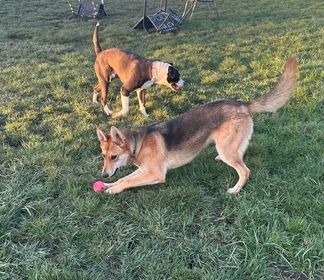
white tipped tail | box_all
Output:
[248,56,298,113]
[93,22,102,55]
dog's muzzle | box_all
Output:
[102,168,117,178]
[171,79,184,91]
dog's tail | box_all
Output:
[247,56,297,113]
[93,22,102,56]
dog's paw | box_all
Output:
[112,110,127,118]
[215,155,222,161]
[139,108,149,117]
[104,105,113,116]
[227,186,241,195]
[104,185,124,194]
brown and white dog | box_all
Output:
[92,23,184,118]
[96,56,297,194]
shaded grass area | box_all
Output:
[0,0,323,279]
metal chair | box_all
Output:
[67,0,107,18]
[182,0,219,20]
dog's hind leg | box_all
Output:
[93,83,101,103]
[95,63,113,115]
[222,155,250,194]
[213,118,253,194]
[99,79,113,116]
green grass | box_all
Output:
[0,0,323,279]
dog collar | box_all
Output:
[129,134,141,166]
[131,134,137,158]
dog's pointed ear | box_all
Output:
[110,126,126,146]
[96,128,108,142]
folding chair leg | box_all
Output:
[182,0,219,21]
[214,1,219,17]
[182,1,190,18]
[190,1,197,20]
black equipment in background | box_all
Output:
[133,0,182,33]
[67,0,108,19]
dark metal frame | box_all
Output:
[133,0,181,33]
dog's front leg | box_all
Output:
[104,168,166,194]
[95,64,113,116]
[112,87,130,118]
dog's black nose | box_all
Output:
[102,172,109,178]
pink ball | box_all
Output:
[92,181,106,192]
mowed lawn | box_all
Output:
[0,0,323,279]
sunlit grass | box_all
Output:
[0,0,323,279]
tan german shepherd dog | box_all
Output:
[96,56,297,194]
